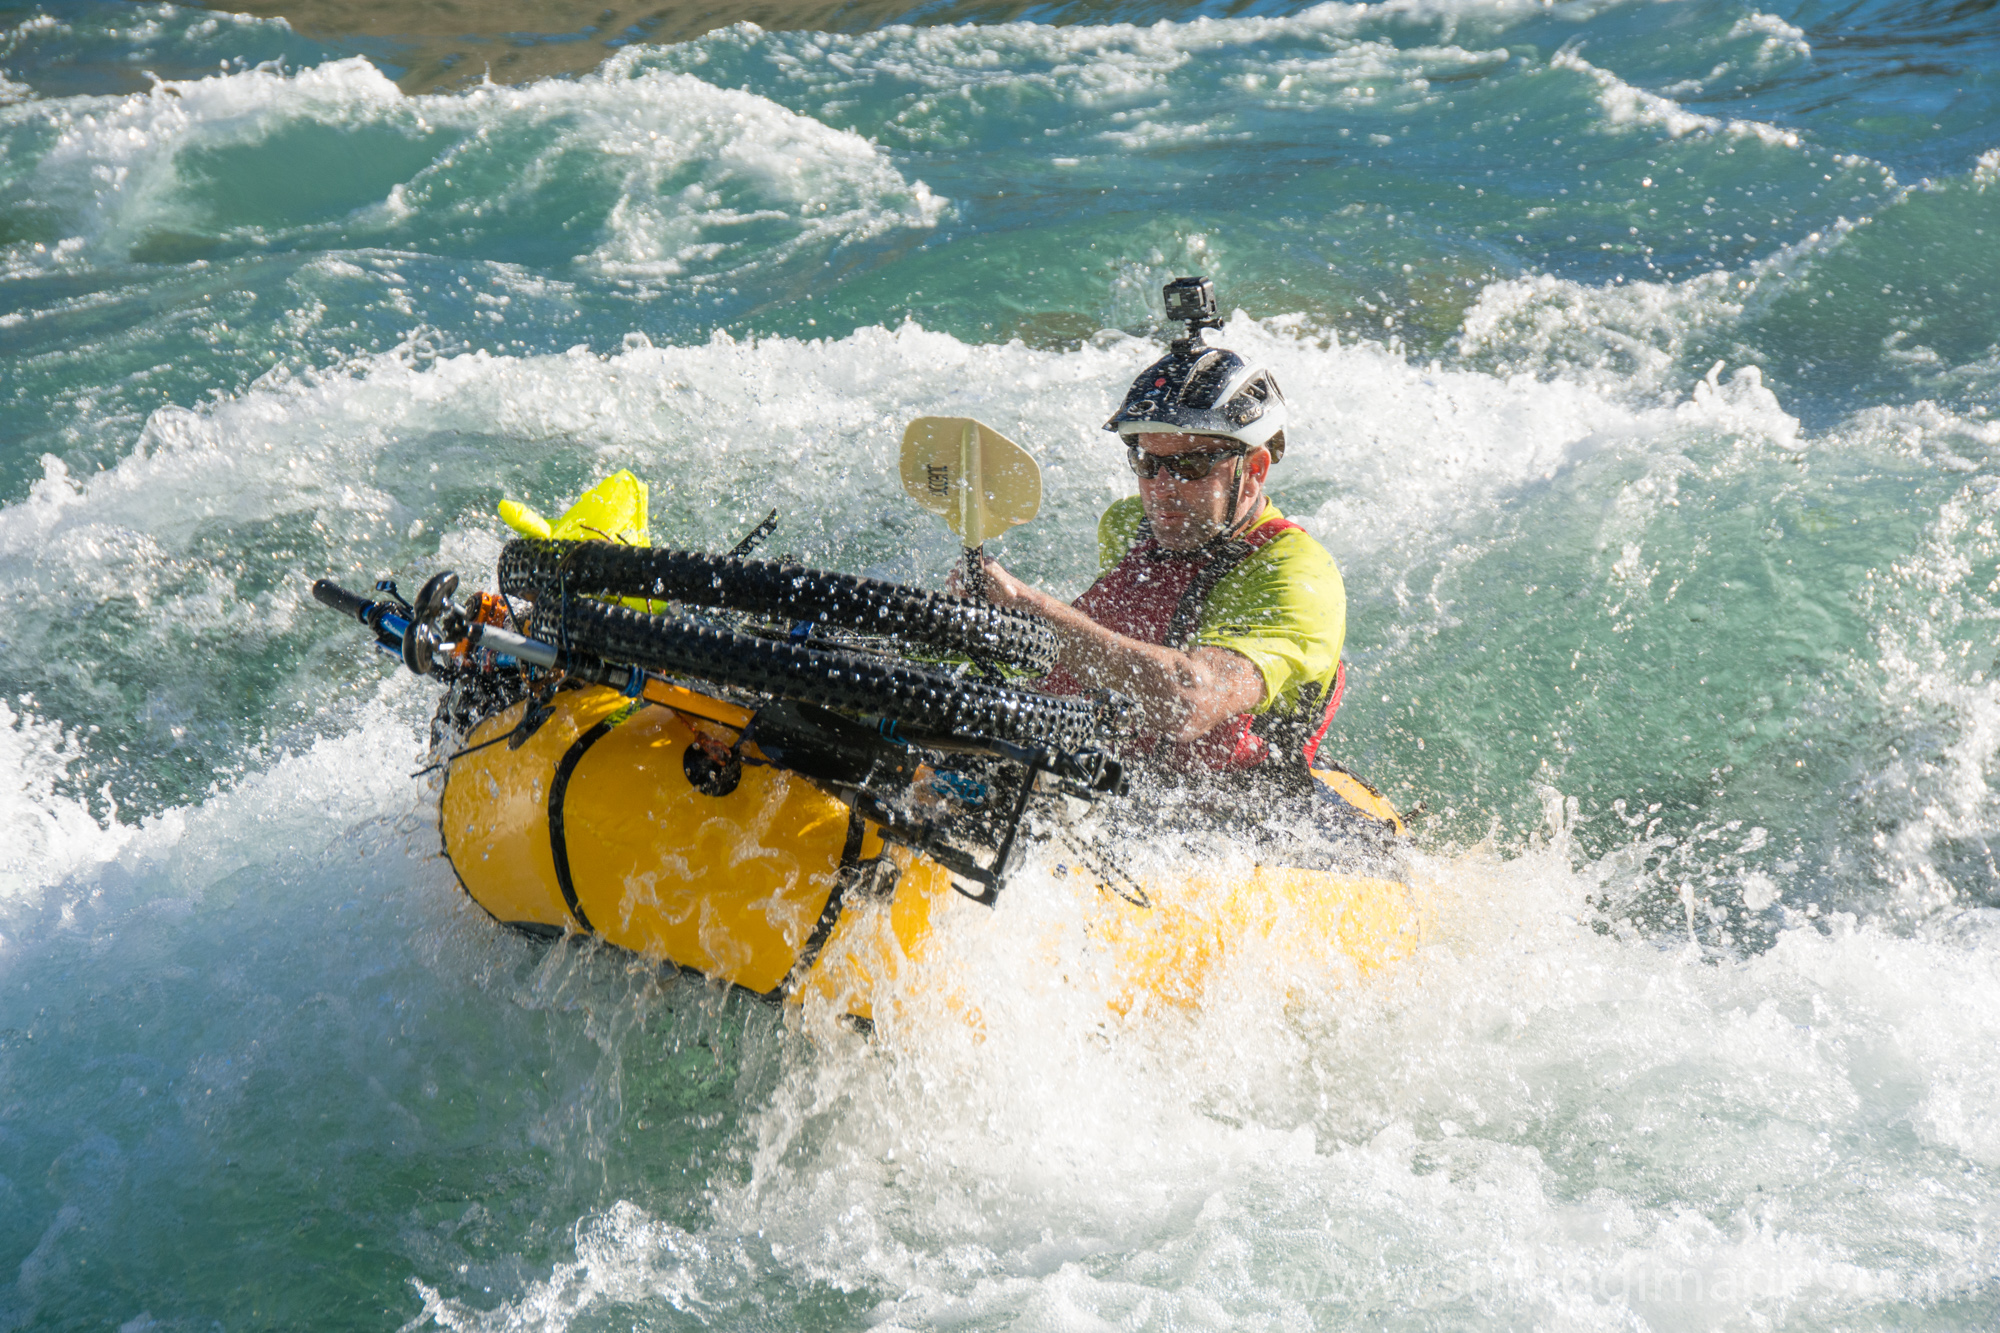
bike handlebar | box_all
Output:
[312,578,374,622]
[312,578,411,655]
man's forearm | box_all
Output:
[1011,588,1257,740]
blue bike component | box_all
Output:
[931,771,988,803]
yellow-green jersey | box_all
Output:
[1050,497,1345,771]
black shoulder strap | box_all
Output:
[1163,536,1257,651]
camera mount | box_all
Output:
[1163,275,1222,351]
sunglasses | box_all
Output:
[1126,442,1248,482]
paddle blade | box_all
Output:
[899,416,1041,547]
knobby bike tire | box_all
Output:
[549,597,1099,751]
[497,538,1058,674]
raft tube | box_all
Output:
[440,684,1428,1021]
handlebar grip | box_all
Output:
[312,578,373,622]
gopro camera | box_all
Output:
[1162,275,1221,347]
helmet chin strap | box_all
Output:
[1222,455,1259,539]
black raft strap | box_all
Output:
[783,804,870,996]
[547,702,640,933]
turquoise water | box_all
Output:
[3,0,1999,1327]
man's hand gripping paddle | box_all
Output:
[899,417,1041,599]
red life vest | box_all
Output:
[1043,513,1345,772]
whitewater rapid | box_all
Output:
[4,0,1999,1327]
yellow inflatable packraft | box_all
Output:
[440,683,1428,1022]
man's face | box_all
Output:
[1128,432,1262,552]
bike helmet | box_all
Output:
[1103,277,1289,460]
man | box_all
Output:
[967,328,1349,784]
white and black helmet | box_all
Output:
[1104,344,1290,460]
